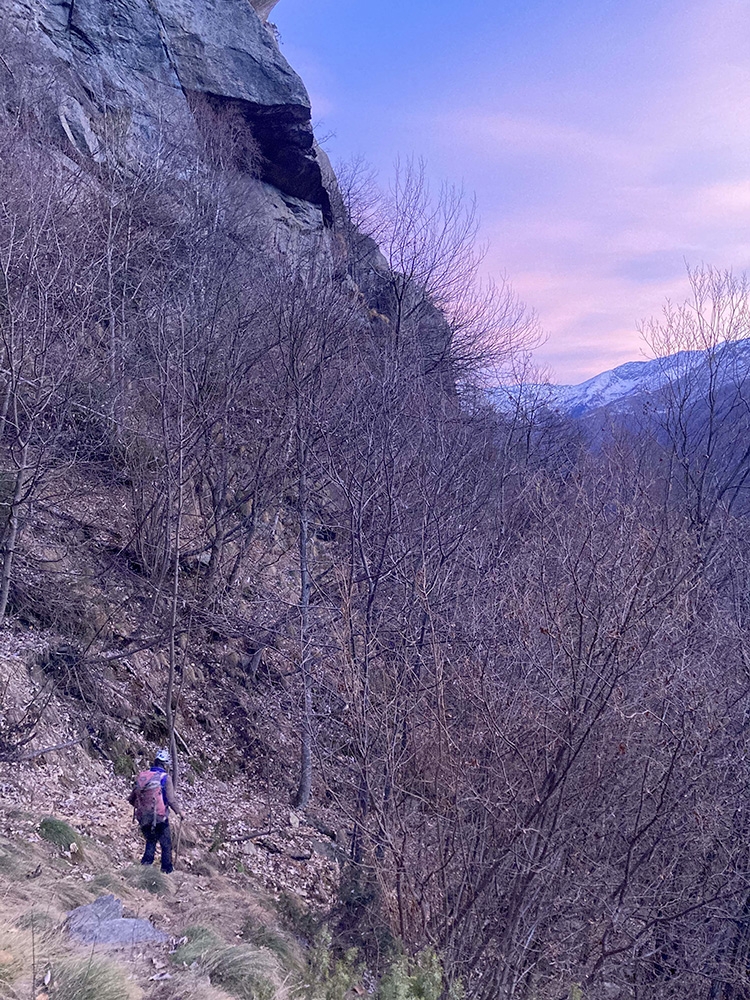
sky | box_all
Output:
[272,0,750,385]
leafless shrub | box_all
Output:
[0,676,51,763]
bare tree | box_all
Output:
[257,243,362,810]
[641,265,750,539]
[0,124,96,619]
[342,157,540,386]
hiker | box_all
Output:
[129,748,183,874]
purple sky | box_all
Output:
[272,0,750,384]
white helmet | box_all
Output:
[154,748,172,766]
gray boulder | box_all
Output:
[67,894,168,946]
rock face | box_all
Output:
[1,0,331,225]
[67,894,168,946]
[250,0,281,21]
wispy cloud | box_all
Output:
[423,2,750,382]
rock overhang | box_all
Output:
[2,0,331,220]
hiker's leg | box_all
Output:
[158,822,173,873]
[140,825,157,865]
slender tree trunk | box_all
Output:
[0,441,28,620]
[293,452,313,810]
[350,593,374,865]
[164,358,185,789]
[0,375,13,443]
[165,526,181,788]
[206,522,225,598]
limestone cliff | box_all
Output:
[1,0,332,229]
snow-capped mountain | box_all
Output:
[537,338,750,419]
[551,351,700,418]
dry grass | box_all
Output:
[53,880,96,911]
[173,927,290,1000]
[0,879,139,1000]
[0,835,34,878]
[203,945,287,1000]
[123,864,171,895]
[90,871,125,894]
[0,847,19,879]
[0,927,28,988]
[53,956,140,1000]
[241,917,302,973]
[0,919,66,999]
[151,973,234,1000]
[16,906,65,933]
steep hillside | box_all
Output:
[2,6,750,1000]
[0,2,478,997]
[0,710,350,1000]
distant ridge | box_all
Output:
[499,338,750,418]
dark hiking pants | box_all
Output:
[140,820,173,873]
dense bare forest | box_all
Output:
[3,44,750,998]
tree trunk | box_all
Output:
[164,361,185,789]
[293,457,313,810]
[0,441,28,620]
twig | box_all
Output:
[222,827,281,843]
[18,737,84,761]
[173,815,183,870]
[147,700,189,752]
[99,636,174,661]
